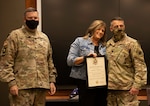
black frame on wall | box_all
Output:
[41,0,150,85]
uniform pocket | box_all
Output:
[116,49,129,65]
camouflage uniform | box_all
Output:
[106,34,147,106]
[0,26,57,106]
[9,89,47,106]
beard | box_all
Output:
[113,29,125,42]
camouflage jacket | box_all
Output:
[0,26,57,89]
[106,34,147,90]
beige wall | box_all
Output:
[0,0,25,105]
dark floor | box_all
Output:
[140,101,147,106]
[46,101,79,106]
[46,101,147,106]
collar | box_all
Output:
[87,37,103,47]
[108,34,128,46]
[21,25,39,38]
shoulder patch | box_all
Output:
[1,42,8,56]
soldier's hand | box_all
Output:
[129,87,139,95]
[48,82,56,95]
[10,85,18,96]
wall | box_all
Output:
[42,0,150,85]
[120,0,150,84]
[0,0,25,105]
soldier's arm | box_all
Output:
[0,31,18,88]
[130,41,147,89]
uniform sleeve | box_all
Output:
[47,41,57,83]
[130,41,147,89]
[0,31,18,87]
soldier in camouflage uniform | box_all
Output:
[106,17,147,106]
[0,7,57,106]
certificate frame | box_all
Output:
[85,56,107,88]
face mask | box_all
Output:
[26,20,39,29]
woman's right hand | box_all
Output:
[87,53,97,57]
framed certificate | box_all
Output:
[86,56,107,88]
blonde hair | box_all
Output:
[84,20,107,46]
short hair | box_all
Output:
[110,17,124,26]
[24,7,37,17]
[111,16,124,22]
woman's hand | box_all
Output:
[87,53,97,57]
[74,53,97,65]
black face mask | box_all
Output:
[26,20,39,29]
